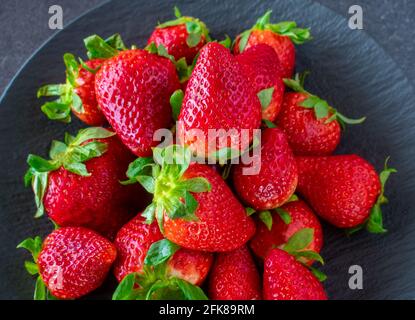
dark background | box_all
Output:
[1,0,415,96]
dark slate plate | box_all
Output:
[1,0,414,300]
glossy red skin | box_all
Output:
[44,136,148,239]
[276,92,341,156]
[232,128,298,210]
[167,248,213,286]
[148,24,206,64]
[73,58,107,126]
[263,248,327,300]
[209,246,261,300]
[236,44,285,121]
[95,50,180,157]
[178,42,261,157]
[234,29,295,79]
[113,214,213,285]
[38,227,116,300]
[250,200,323,264]
[296,155,381,228]
[164,163,256,252]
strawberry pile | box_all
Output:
[18,8,396,300]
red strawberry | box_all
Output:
[18,227,117,300]
[25,127,147,239]
[37,34,127,126]
[113,214,213,286]
[209,246,261,300]
[234,11,311,78]
[95,49,180,157]
[178,42,261,158]
[276,74,365,156]
[125,145,256,252]
[147,7,209,64]
[250,199,323,264]
[263,248,327,300]
[296,155,396,232]
[236,44,285,121]
[232,127,298,210]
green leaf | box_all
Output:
[218,35,232,48]
[268,21,296,34]
[275,208,291,224]
[27,155,58,172]
[263,119,277,128]
[173,278,208,300]
[137,175,155,193]
[112,273,139,300]
[71,127,115,146]
[314,100,329,119]
[40,101,71,123]
[295,250,324,265]
[283,78,307,93]
[238,29,251,52]
[64,162,89,176]
[31,172,49,218]
[300,96,319,108]
[184,191,199,218]
[34,276,46,300]
[257,87,275,110]
[283,228,314,253]
[170,89,184,121]
[366,204,386,234]
[104,33,127,50]
[84,34,119,59]
[186,21,202,47]
[144,239,180,266]
[37,84,67,98]
[49,140,67,160]
[259,211,273,230]
[309,266,327,282]
[63,53,79,86]
[181,177,211,193]
[71,92,84,113]
[17,236,42,262]
[335,112,366,125]
[254,10,272,30]
[267,21,312,44]
[142,203,156,224]
[174,6,182,18]
[246,207,256,216]
[24,261,39,275]
[286,194,299,203]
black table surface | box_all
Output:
[1,0,414,96]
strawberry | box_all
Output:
[234,11,311,78]
[208,246,261,300]
[147,6,210,64]
[95,49,181,157]
[123,145,256,252]
[24,127,146,239]
[296,155,396,232]
[17,227,116,300]
[178,42,262,158]
[37,34,126,125]
[236,44,285,121]
[232,127,298,210]
[263,248,327,300]
[250,199,323,265]
[113,214,213,286]
[276,73,365,155]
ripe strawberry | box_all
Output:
[147,6,210,64]
[124,145,256,252]
[113,214,212,286]
[232,127,298,210]
[209,246,261,300]
[37,34,126,125]
[234,11,311,78]
[276,74,365,156]
[24,127,147,239]
[296,155,396,232]
[263,248,327,300]
[17,227,116,300]
[178,42,262,158]
[236,44,285,121]
[250,199,323,264]
[95,49,180,157]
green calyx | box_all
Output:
[24,127,115,218]
[348,157,397,235]
[282,228,327,282]
[83,33,126,59]
[17,236,58,300]
[157,6,211,48]
[37,53,83,123]
[122,145,211,232]
[284,72,366,129]
[238,10,311,52]
[113,238,207,300]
